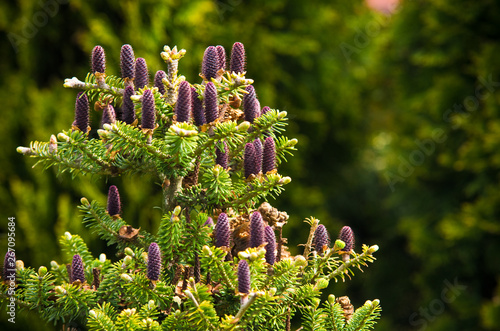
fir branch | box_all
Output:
[345,299,381,331]
[200,246,236,291]
[326,245,379,282]
[303,217,320,259]
[64,74,124,100]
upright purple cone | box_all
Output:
[216,141,229,169]
[249,212,265,248]
[147,242,161,281]
[122,86,136,125]
[71,254,85,283]
[230,42,246,74]
[244,143,257,178]
[243,85,259,123]
[191,87,206,126]
[204,217,214,227]
[264,226,276,265]
[216,45,226,71]
[253,139,263,174]
[101,104,117,126]
[134,58,149,90]
[73,92,89,132]
[237,259,250,294]
[262,137,276,173]
[120,44,135,79]
[175,81,192,123]
[91,45,106,74]
[202,46,219,81]
[3,251,16,280]
[107,185,121,216]
[314,224,330,256]
[339,226,355,252]
[154,70,167,95]
[141,89,156,129]
[204,82,218,123]
[214,213,230,248]
[261,106,271,115]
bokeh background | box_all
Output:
[1,0,500,330]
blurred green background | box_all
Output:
[1,0,500,330]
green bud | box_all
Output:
[328,294,336,305]
[294,255,307,267]
[99,254,107,263]
[97,129,108,138]
[124,247,135,257]
[315,278,329,289]
[268,288,277,296]
[148,300,155,310]
[311,297,321,308]
[278,111,287,119]
[89,310,97,319]
[334,239,346,251]
[122,255,133,267]
[368,245,379,254]
[279,176,291,185]
[57,132,70,142]
[80,197,90,206]
[250,252,259,261]
[38,266,48,277]
[55,285,66,295]
[364,300,372,306]
[289,138,298,146]
[16,146,33,155]
[50,260,59,270]
[120,273,133,283]
[141,252,148,263]
[238,251,250,260]
[202,245,212,256]
[102,123,113,131]
[64,232,72,240]
[16,260,24,271]
[173,205,182,216]
[237,121,251,132]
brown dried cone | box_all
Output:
[230,42,246,74]
[120,44,135,80]
[107,185,121,217]
[249,211,265,248]
[204,82,218,123]
[339,226,355,262]
[122,85,136,125]
[201,46,219,81]
[71,254,85,283]
[92,268,100,289]
[175,81,192,123]
[134,57,149,90]
[154,70,167,95]
[91,45,106,74]
[257,202,289,227]
[215,140,229,169]
[262,136,276,174]
[336,296,354,322]
[73,92,90,133]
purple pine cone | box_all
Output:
[107,185,121,216]
[262,137,276,173]
[175,81,192,123]
[237,259,250,294]
[253,139,263,174]
[147,242,161,281]
[204,82,218,123]
[339,226,355,252]
[261,106,271,115]
[216,45,226,71]
[264,226,276,265]
[3,251,16,280]
[191,87,206,126]
[101,104,116,126]
[216,141,229,169]
[249,212,265,248]
[134,57,149,90]
[243,85,259,123]
[71,254,85,283]
[202,46,219,81]
[73,92,89,132]
[120,44,135,79]
[230,42,246,74]
[214,213,230,248]
[91,45,106,74]
[141,89,156,129]
[154,70,167,95]
[314,224,330,255]
[244,143,257,178]
[204,217,214,227]
[122,86,136,124]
